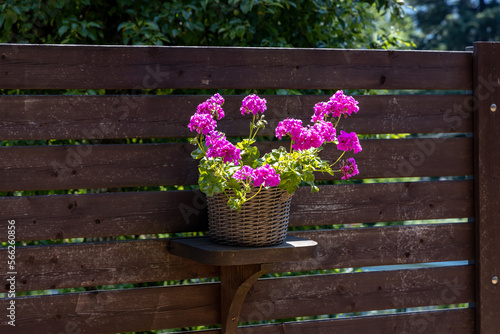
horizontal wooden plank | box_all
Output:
[0,180,473,241]
[0,266,474,333]
[0,94,473,140]
[0,44,472,90]
[0,223,474,292]
[0,283,220,334]
[291,179,474,227]
[0,137,473,191]
[240,266,474,322]
[279,223,474,273]
[178,308,475,334]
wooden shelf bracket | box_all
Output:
[167,235,318,334]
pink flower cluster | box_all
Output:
[275,118,337,151]
[188,113,216,135]
[275,118,303,140]
[337,130,362,154]
[311,90,359,122]
[340,158,359,180]
[233,164,280,187]
[188,93,225,134]
[240,94,267,115]
[206,131,241,165]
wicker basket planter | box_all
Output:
[207,187,293,247]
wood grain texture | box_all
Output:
[473,41,500,333]
[0,223,473,292]
[291,179,474,227]
[178,308,475,334]
[0,137,473,191]
[240,266,474,322]
[0,44,472,90]
[0,180,473,241]
[279,223,474,273]
[0,283,221,334]
[0,266,474,333]
[0,94,473,140]
[221,264,271,334]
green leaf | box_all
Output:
[117,22,130,31]
[303,170,315,183]
[58,25,68,36]
[55,0,65,9]
[4,10,17,31]
[227,177,241,190]
[240,1,253,14]
[191,148,205,159]
[235,25,246,38]
[240,145,259,166]
[227,197,242,211]
[11,6,21,16]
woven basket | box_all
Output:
[207,187,293,247]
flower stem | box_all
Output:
[246,185,263,202]
[330,151,346,167]
[334,116,341,128]
[249,115,256,139]
[197,137,206,153]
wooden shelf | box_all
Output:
[167,235,318,334]
[167,235,318,266]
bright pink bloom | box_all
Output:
[340,158,359,180]
[329,90,359,118]
[292,127,323,151]
[209,93,225,106]
[275,118,303,140]
[206,131,241,164]
[233,166,255,181]
[196,94,225,120]
[311,102,330,122]
[188,113,217,135]
[240,94,267,115]
[253,164,280,187]
[311,91,359,122]
[337,130,362,154]
[312,121,336,143]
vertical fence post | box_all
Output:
[473,41,500,333]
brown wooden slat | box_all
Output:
[280,223,474,273]
[473,41,500,333]
[0,94,473,140]
[0,223,474,292]
[0,190,210,241]
[0,44,472,90]
[292,179,474,227]
[177,308,475,334]
[0,266,474,333]
[0,283,220,334]
[0,180,473,241]
[0,137,473,191]
[0,238,216,293]
[240,266,474,322]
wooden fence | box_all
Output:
[0,42,499,333]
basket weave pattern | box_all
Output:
[207,187,293,247]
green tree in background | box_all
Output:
[0,0,412,49]
[408,0,500,50]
